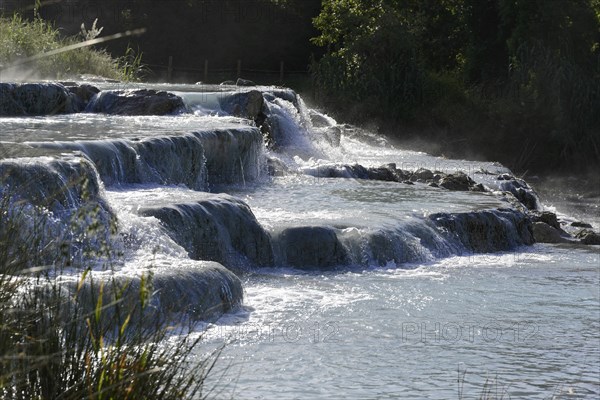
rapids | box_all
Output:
[1,81,598,398]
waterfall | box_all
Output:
[1,82,562,324]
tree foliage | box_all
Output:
[312,0,600,171]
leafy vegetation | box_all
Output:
[0,178,216,399]
[0,14,138,81]
[311,0,600,172]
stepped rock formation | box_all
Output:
[140,194,274,271]
[2,81,598,323]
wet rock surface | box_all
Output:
[0,82,77,116]
[73,260,243,324]
[272,226,349,270]
[219,89,265,120]
[497,174,540,210]
[529,211,562,231]
[430,209,534,252]
[140,194,274,270]
[301,164,487,193]
[86,89,185,115]
[532,222,571,244]
[575,229,600,245]
[64,83,100,112]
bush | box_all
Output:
[0,182,215,399]
[0,14,133,80]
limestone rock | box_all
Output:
[498,175,540,210]
[571,221,593,229]
[64,83,100,112]
[236,78,256,86]
[86,89,185,115]
[530,211,561,230]
[439,172,476,191]
[219,90,265,120]
[532,222,570,244]
[0,82,76,116]
[273,226,349,270]
[430,209,534,251]
[140,194,274,270]
[575,229,600,245]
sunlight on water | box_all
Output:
[1,82,598,399]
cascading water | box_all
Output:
[1,81,598,398]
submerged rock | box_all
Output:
[272,226,349,270]
[140,194,274,270]
[86,89,185,115]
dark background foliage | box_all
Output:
[3,0,599,172]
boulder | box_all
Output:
[498,176,540,210]
[322,126,342,147]
[366,165,399,182]
[64,83,100,112]
[0,82,76,116]
[575,229,600,245]
[266,156,289,177]
[532,222,570,244]
[140,194,274,270]
[219,90,265,120]
[86,89,185,115]
[236,78,256,86]
[272,226,349,270]
[309,110,333,128]
[571,221,593,229]
[530,211,561,230]
[412,168,434,181]
[439,172,476,191]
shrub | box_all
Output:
[0,14,135,81]
[0,181,215,399]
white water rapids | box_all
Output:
[0,82,598,398]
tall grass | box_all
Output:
[0,14,138,81]
[0,180,216,399]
